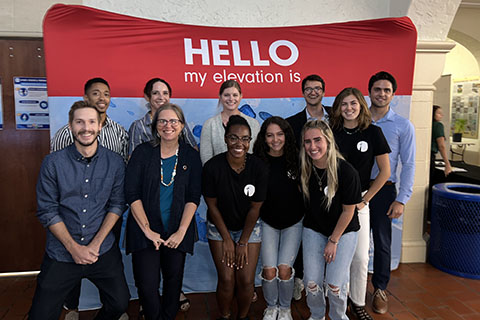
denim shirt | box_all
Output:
[370,108,416,205]
[36,144,126,262]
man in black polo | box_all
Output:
[286,74,331,145]
[29,101,129,320]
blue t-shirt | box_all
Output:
[160,155,176,229]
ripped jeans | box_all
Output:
[302,227,358,320]
[259,220,302,309]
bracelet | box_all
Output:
[362,199,369,206]
[328,237,338,245]
[237,242,248,247]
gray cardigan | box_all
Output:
[199,112,260,164]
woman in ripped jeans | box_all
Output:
[299,120,361,320]
[253,116,305,320]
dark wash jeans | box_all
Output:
[29,244,130,320]
[369,183,397,290]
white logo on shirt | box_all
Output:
[357,141,368,152]
[244,184,256,197]
[324,186,329,196]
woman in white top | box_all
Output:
[200,80,260,164]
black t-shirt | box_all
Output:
[260,154,304,229]
[303,159,362,237]
[202,152,268,231]
[334,125,391,191]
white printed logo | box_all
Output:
[244,184,256,197]
[357,141,368,152]
[324,186,329,196]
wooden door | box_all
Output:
[0,38,49,272]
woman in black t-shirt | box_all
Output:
[300,119,361,320]
[253,116,304,320]
[202,115,268,320]
[330,87,390,320]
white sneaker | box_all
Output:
[263,306,279,320]
[277,308,293,320]
[64,310,79,320]
[293,278,304,301]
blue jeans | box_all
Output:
[207,220,262,243]
[259,220,303,309]
[369,183,396,290]
[302,227,358,320]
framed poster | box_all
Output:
[452,80,480,139]
[14,76,49,129]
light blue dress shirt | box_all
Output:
[370,108,415,205]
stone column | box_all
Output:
[401,40,456,262]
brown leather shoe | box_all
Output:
[372,289,388,314]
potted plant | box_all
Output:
[453,118,466,142]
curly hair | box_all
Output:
[225,114,251,137]
[253,116,299,178]
[330,87,371,131]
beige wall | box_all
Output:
[0,0,81,37]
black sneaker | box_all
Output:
[349,299,374,320]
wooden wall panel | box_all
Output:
[0,38,49,272]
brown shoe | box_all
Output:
[372,289,388,314]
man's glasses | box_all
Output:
[158,119,182,127]
[226,134,252,144]
[304,86,323,94]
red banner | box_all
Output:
[43,4,417,98]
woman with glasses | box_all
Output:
[300,120,361,320]
[127,77,197,312]
[330,87,390,320]
[200,80,260,164]
[125,103,202,320]
[203,115,268,320]
[253,116,304,320]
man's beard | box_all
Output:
[73,130,99,147]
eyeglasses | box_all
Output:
[304,86,323,94]
[158,118,182,127]
[226,134,252,144]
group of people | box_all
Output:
[29,70,415,320]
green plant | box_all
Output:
[454,119,467,133]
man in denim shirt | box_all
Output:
[29,101,129,320]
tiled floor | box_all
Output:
[1,263,479,319]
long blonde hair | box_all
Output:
[300,120,344,209]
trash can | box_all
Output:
[429,183,480,279]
